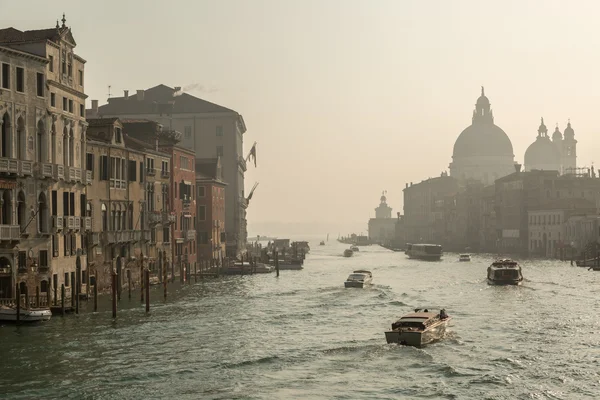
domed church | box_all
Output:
[449,88,516,185]
[524,119,577,173]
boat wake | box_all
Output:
[219,355,280,369]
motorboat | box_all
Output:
[459,254,471,262]
[576,257,600,268]
[344,270,373,288]
[0,305,52,322]
[385,308,451,347]
[350,245,359,252]
[343,249,354,257]
[319,241,325,246]
[405,243,443,261]
[487,259,523,285]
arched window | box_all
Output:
[101,203,107,231]
[1,190,11,225]
[128,204,133,229]
[17,191,25,231]
[41,280,48,293]
[2,112,12,159]
[111,205,116,231]
[116,205,121,232]
[37,120,46,163]
[122,206,127,230]
[51,124,56,164]
[86,202,92,217]
[16,117,25,160]
[69,127,74,168]
[62,126,68,167]
[38,192,48,233]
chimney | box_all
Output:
[174,86,181,92]
[514,163,522,173]
[124,90,129,99]
[136,90,145,101]
[91,100,98,113]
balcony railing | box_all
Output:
[103,230,142,244]
[85,170,92,185]
[0,225,20,241]
[19,160,33,176]
[84,217,92,231]
[182,199,191,210]
[185,230,196,241]
[148,212,162,225]
[53,216,63,231]
[238,156,247,172]
[161,170,170,178]
[66,166,81,183]
[39,162,54,179]
[146,168,156,176]
[53,164,65,181]
[164,213,176,224]
[0,157,19,174]
[66,216,75,230]
[73,216,81,231]
[91,232,101,246]
[142,231,151,242]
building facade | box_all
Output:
[195,158,226,262]
[89,85,249,257]
[0,19,89,302]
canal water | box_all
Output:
[1,239,599,399]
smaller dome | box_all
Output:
[564,121,574,139]
[380,195,387,203]
[524,136,561,169]
[476,86,490,106]
[552,125,562,141]
[538,117,548,136]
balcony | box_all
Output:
[238,156,247,172]
[185,230,196,241]
[52,216,63,231]
[85,170,92,185]
[19,160,33,176]
[148,212,162,225]
[83,217,92,231]
[90,232,101,247]
[142,231,151,242]
[164,213,176,225]
[161,169,170,178]
[182,198,191,210]
[73,216,81,231]
[53,164,65,181]
[103,230,141,244]
[0,157,19,174]
[146,168,156,176]
[0,225,20,241]
[66,216,75,230]
[67,166,82,183]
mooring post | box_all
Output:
[128,269,132,300]
[194,263,197,283]
[275,251,280,277]
[112,271,117,319]
[54,280,57,306]
[36,286,40,308]
[163,251,167,301]
[15,284,20,323]
[76,253,81,314]
[93,279,98,312]
[145,269,150,313]
[140,252,145,303]
[61,284,65,316]
[70,283,75,310]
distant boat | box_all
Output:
[405,243,443,261]
[459,254,471,262]
[319,241,325,246]
[343,249,354,257]
[385,308,451,347]
[487,259,523,285]
[344,270,373,288]
[350,245,359,252]
[0,305,52,322]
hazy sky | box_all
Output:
[2,1,599,235]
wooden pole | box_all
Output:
[54,279,57,306]
[128,269,132,300]
[163,251,167,301]
[61,284,65,316]
[15,284,20,323]
[112,271,117,319]
[194,263,197,283]
[76,255,81,314]
[145,268,150,313]
[93,278,98,312]
[71,283,75,309]
[36,286,40,308]
[275,251,280,277]
[140,252,144,303]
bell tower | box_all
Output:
[562,120,577,172]
[375,191,392,219]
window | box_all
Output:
[62,97,67,111]
[184,126,192,139]
[51,93,56,107]
[163,227,170,243]
[16,67,24,92]
[18,251,26,270]
[49,55,54,72]
[80,104,84,117]
[99,155,109,180]
[51,190,57,216]
[216,125,223,136]
[198,186,205,197]
[39,250,48,268]
[216,146,223,157]
[64,272,70,286]
[61,52,66,75]
[115,128,122,143]
[1,63,9,89]
[128,160,137,181]
[67,56,72,77]
[198,205,206,221]
[139,161,144,182]
[68,99,73,113]
[64,234,69,256]
[36,73,44,97]
[180,156,189,170]
[78,69,83,85]
[52,235,58,257]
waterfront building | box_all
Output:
[527,199,595,258]
[0,18,88,302]
[195,158,226,262]
[449,87,516,185]
[403,174,459,245]
[524,119,577,174]
[121,120,197,279]
[367,191,396,244]
[88,85,249,257]
[565,215,600,254]
[479,184,497,252]
[85,118,146,290]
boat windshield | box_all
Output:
[348,274,365,280]
[494,269,520,278]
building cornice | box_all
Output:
[48,79,87,99]
[0,45,48,64]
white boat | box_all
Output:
[343,249,354,257]
[405,243,443,261]
[459,254,471,262]
[254,263,274,273]
[350,245,359,252]
[344,270,372,288]
[0,305,52,322]
[487,259,523,285]
[385,309,451,347]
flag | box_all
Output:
[246,142,257,167]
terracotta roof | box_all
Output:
[0,26,70,44]
[97,84,236,115]
[86,117,120,127]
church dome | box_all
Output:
[452,124,514,158]
[564,121,574,139]
[524,135,561,168]
[552,125,562,141]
